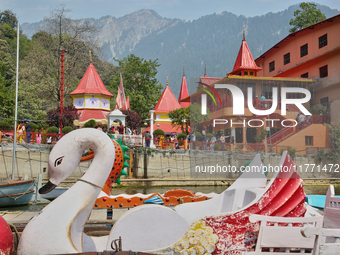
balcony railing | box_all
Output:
[266,115,330,145]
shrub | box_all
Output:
[177,133,187,141]
[206,133,213,140]
[153,129,165,136]
[0,120,11,130]
[62,126,73,134]
[83,119,96,128]
[47,126,59,134]
[30,122,38,132]
[196,132,202,141]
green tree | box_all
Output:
[0,10,18,29]
[190,103,210,132]
[289,2,326,32]
[168,106,190,134]
[109,54,163,121]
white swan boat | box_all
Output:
[17,129,311,255]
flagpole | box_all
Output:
[12,22,20,179]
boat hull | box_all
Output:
[0,179,35,207]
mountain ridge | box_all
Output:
[21,4,340,97]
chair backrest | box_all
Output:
[323,185,340,229]
[247,214,323,254]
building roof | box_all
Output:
[180,76,222,103]
[70,63,113,97]
[178,73,190,108]
[228,38,262,75]
[77,109,110,123]
[154,84,181,113]
[255,13,340,60]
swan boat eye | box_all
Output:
[54,156,64,167]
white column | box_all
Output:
[149,110,156,148]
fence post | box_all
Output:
[143,148,148,179]
[132,149,138,178]
[128,150,133,178]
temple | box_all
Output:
[144,78,182,134]
[70,63,113,126]
[228,32,262,77]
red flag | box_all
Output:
[115,73,126,109]
[123,96,130,110]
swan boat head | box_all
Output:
[39,128,116,194]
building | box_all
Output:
[255,14,340,122]
[143,78,183,134]
[70,63,113,126]
[185,35,330,154]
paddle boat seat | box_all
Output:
[301,185,340,255]
[243,214,323,254]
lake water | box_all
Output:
[1,184,338,212]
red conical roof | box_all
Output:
[154,84,181,113]
[178,74,190,108]
[70,63,113,97]
[229,38,262,75]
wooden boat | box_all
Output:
[0,179,35,207]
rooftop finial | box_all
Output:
[183,66,185,76]
[167,77,169,87]
[243,27,245,40]
[204,64,207,76]
[89,50,92,63]
[226,68,228,76]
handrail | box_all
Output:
[266,115,330,145]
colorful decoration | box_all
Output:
[172,221,219,255]
[95,190,211,208]
[143,195,164,205]
[81,138,129,195]
[81,141,212,209]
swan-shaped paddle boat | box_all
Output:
[17,129,310,254]
[17,129,118,254]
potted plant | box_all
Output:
[177,133,187,149]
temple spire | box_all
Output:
[167,77,169,87]
[183,66,185,76]
[243,27,245,40]
[204,64,207,77]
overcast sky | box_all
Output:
[1,0,340,24]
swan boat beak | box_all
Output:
[39,181,57,194]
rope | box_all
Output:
[0,182,35,200]
[9,223,20,250]
[78,179,103,189]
